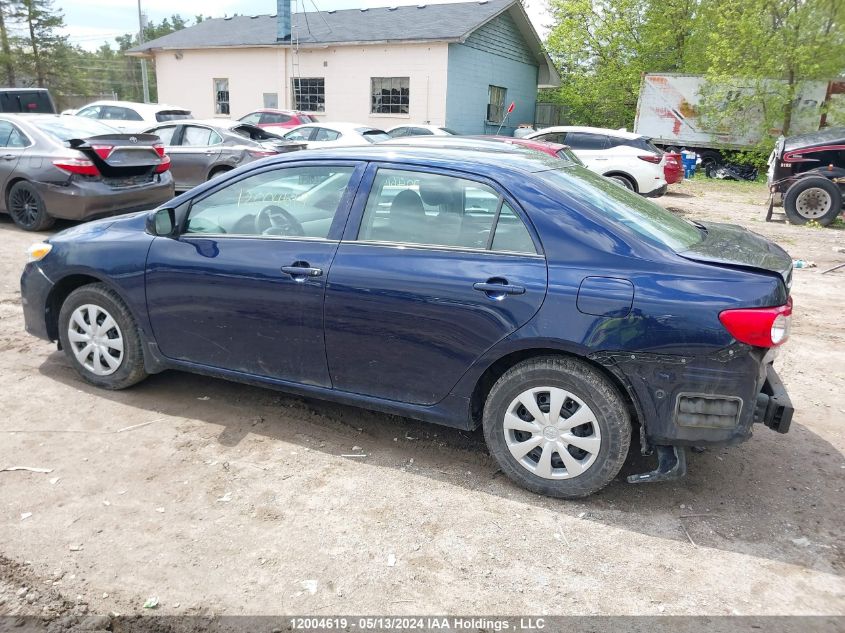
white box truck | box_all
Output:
[633,73,845,170]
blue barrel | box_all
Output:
[681,150,697,178]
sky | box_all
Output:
[58,0,553,51]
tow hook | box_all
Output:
[627,445,687,484]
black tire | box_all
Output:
[483,356,631,499]
[783,177,843,226]
[7,181,54,231]
[607,174,636,192]
[58,283,148,390]
[699,150,722,174]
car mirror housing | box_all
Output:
[147,207,176,236]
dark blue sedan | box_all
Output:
[20,145,794,498]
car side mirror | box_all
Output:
[147,207,177,236]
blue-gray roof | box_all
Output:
[130,0,515,50]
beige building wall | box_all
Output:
[152,43,449,127]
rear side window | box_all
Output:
[361,129,390,143]
[182,126,223,146]
[314,128,340,142]
[621,136,663,153]
[0,120,28,147]
[565,133,608,150]
[239,112,261,125]
[357,168,536,254]
[261,112,292,124]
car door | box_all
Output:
[0,119,29,201]
[167,124,224,188]
[564,132,610,171]
[146,124,185,187]
[323,164,548,405]
[145,161,365,384]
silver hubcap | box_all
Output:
[795,188,832,219]
[67,304,124,376]
[503,387,602,480]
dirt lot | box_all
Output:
[1,177,844,622]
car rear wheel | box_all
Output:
[607,174,635,191]
[58,283,148,390]
[783,178,842,226]
[8,181,54,231]
[208,166,232,181]
[483,356,631,498]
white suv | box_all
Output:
[71,100,192,133]
[526,126,667,196]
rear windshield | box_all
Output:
[360,129,391,143]
[0,90,55,113]
[155,110,191,122]
[31,117,118,141]
[543,167,702,251]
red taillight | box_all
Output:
[638,154,661,164]
[248,149,278,158]
[719,297,792,347]
[53,158,99,177]
[152,143,165,158]
[91,144,114,160]
[154,154,171,173]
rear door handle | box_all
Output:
[473,281,525,297]
[281,263,323,280]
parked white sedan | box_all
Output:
[526,126,667,196]
[282,122,390,148]
[386,124,458,138]
[73,100,192,133]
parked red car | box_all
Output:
[238,109,317,130]
[664,152,684,184]
[469,136,584,163]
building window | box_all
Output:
[214,78,229,115]
[371,77,409,115]
[487,85,506,123]
[292,78,325,112]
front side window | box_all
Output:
[76,106,101,119]
[101,106,143,121]
[313,127,340,142]
[357,168,536,254]
[292,78,325,113]
[388,127,409,138]
[371,77,409,115]
[284,127,314,141]
[214,78,230,115]
[487,85,506,123]
[185,165,356,238]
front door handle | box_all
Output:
[473,279,525,298]
[2,154,14,161]
[281,262,323,281]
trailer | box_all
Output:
[634,73,845,170]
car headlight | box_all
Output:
[27,242,52,262]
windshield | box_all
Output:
[32,116,118,141]
[543,167,702,251]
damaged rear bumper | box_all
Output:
[754,364,793,433]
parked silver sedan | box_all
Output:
[143,119,306,190]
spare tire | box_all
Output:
[783,177,843,226]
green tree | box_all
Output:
[544,0,705,128]
[698,0,845,138]
[0,0,18,85]
[14,0,64,87]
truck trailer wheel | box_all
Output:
[783,177,843,226]
[699,150,722,175]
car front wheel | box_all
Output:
[483,356,631,498]
[58,283,148,390]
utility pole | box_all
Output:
[137,0,150,103]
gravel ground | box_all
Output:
[0,177,843,623]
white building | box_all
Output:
[127,0,558,134]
